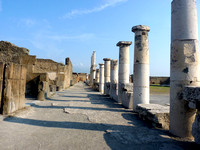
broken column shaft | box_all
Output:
[99,63,105,94]
[170,0,200,139]
[117,41,132,103]
[90,51,96,85]
[132,25,150,111]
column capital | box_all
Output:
[116,41,132,47]
[103,58,111,61]
[132,25,150,33]
[111,59,118,62]
[99,63,104,66]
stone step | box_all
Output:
[136,104,170,130]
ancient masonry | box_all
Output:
[88,0,200,144]
[132,25,150,111]
[0,41,84,115]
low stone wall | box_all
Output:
[136,104,170,130]
[120,83,133,109]
[110,83,118,102]
[104,83,110,95]
[183,86,200,144]
[0,63,27,115]
[92,82,99,91]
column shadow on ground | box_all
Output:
[47,98,91,103]
[31,104,130,113]
[3,115,199,150]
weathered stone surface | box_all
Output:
[132,25,150,111]
[0,63,26,115]
[116,41,132,47]
[122,91,133,109]
[121,83,133,92]
[37,91,45,101]
[136,104,170,130]
[118,83,133,108]
[170,0,200,139]
[183,86,200,109]
[110,83,118,102]
[192,110,200,144]
[0,41,29,64]
[117,41,131,103]
[104,82,110,95]
[132,25,150,32]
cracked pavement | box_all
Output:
[0,82,199,150]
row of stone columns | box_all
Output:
[95,25,150,111]
[91,0,200,141]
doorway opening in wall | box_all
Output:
[0,64,6,114]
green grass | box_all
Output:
[150,85,170,94]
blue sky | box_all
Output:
[0,0,200,76]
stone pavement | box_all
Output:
[0,82,199,150]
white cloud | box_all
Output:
[24,19,36,27]
[61,0,128,19]
[16,18,36,28]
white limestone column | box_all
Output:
[92,51,96,81]
[99,63,105,94]
[103,58,111,83]
[111,60,118,84]
[86,73,89,81]
[170,0,200,139]
[117,41,132,103]
[132,25,150,111]
[90,51,96,85]
[96,69,100,83]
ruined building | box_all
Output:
[0,41,73,114]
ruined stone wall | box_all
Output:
[78,73,87,82]
[71,73,79,86]
[33,59,64,73]
[0,41,73,101]
[0,41,29,64]
[0,63,26,115]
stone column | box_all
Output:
[96,69,100,83]
[111,60,118,84]
[90,51,96,85]
[103,58,111,95]
[99,63,104,94]
[132,25,150,111]
[117,41,132,103]
[110,59,119,101]
[86,73,89,81]
[170,0,200,139]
